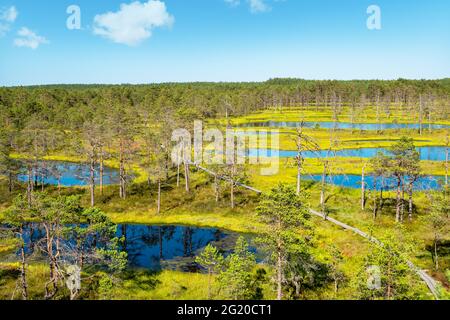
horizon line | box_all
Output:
[2,77,450,88]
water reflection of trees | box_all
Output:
[17,161,119,187]
[120,225,177,268]
[11,223,245,273]
[118,226,228,270]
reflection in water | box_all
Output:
[248,146,447,161]
[15,224,245,272]
[304,174,443,191]
[17,161,119,187]
[115,224,239,271]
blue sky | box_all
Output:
[0,0,449,86]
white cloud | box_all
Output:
[224,0,240,7]
[93,0,174,46]
[224,0,271,14]
[1,6,18,22]
[248,0,270,13]
[0,6,18,36]
[14,27,49,49]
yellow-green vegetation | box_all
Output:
[87,170,264,234]
[208,108,449,179]
[225,109,449,152]
[227,107,450,126]
[0,263,49,300]
[0,238,18,254]
[0,262,276,300]
[109,270,215,300]
[1,97,449,300]
[249,158,446,179]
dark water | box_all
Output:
[19,224,249,272]
[303,174,443,191]
[116,225,245,271]
[239,121,450,130]
[17,161,119,187]
[248,146,447,161]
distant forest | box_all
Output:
[1,79,449,129]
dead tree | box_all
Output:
[291,121,319,195]
[361,163,368,210]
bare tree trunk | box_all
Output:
[27,165,32,206]
[78,240,84,269]
[230,182,235,209]
[428,97,432,133]
[276,240,282,300]
[408,182,413,221]
[333,274,339,296]
[99,148,104,195]
[296,161,302,195]
[230,163,236,209]
[159,226,163,259]
[446,136,449,187]
[387,261,392,300]
[8,170,13,193]
[176,144,181,187]
[157,179,161,214]
[205,268,212,300]
[214,174,219,202]
[315,92,320,112]
[184,161,190,193]
[376,92,381,132]
[395,178,401,223]
[296,145,302,196]
[119,158,123,199]
[400,184,405,223]
[350,104,355,125]
[41,168,45,191]
[166,154,172,180]
[361,165,366,210]
[119,142,125,199]
[373,177,377,220]
[177,162,180,187]
[90,156,95,207]
[44,225,57,300]
[33,163,37,189]
[418,95,423,135]
[19,226,28,300]
[434,237,439,271]
[320,162,327,214]
[379,177,384,209]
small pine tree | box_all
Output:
[425,191,449,271]
[354,226,418,300]
[256,183,313,300]
[218,237,257,300]
[195,244,224,299]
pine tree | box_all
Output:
[218,237,257,300]
[195,244,224,299]
[256,183,313,300]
